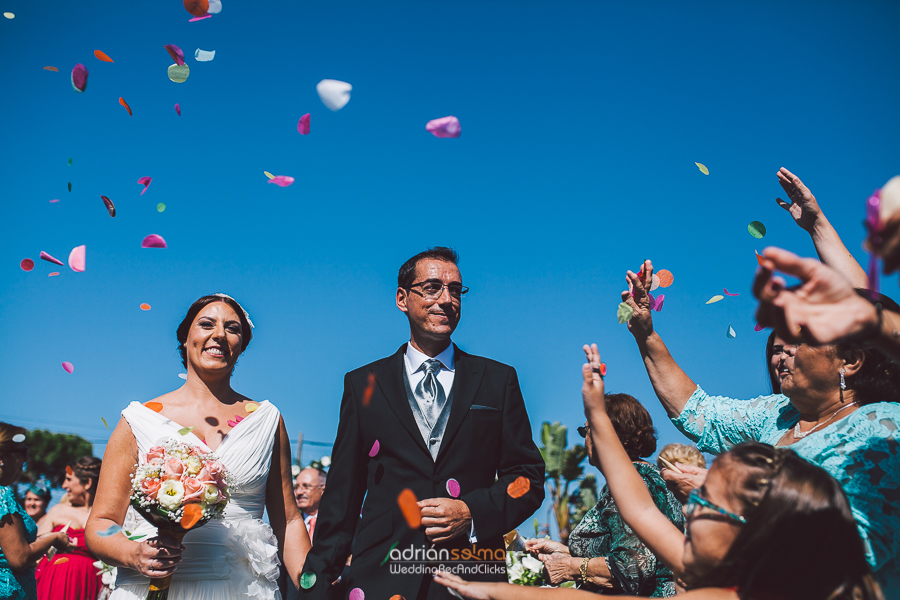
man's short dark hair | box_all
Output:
[398,247,460,289]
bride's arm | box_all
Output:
[85,417,184,578]
[266,416,310,588]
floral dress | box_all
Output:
[0,485,38,600]
[567,462,683,597]
[673,386,900,592]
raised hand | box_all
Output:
[621,260,654,339]
[582,344,606,417]
[660,464,707,504]
[775,167,822,232]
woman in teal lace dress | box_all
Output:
[619,261,900,592]
[0,423,75,600]
[526,394,683,597]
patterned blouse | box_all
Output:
[673,386,900,592]
[0,485,38,600]
[568,462,683,597]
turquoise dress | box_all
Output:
[0,485,38,600]
[673,386,900,591]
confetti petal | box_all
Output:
[183,0,209,17]
[617,302,633,324]
[446,478,460,498]
[68,158,72,166]
[188,14,211,21]
[144,401,163,412]
[101,195,116,217]
[54,558,69,565]
[68,182,72,192]
[349,588,364,600]
[754,323,765,332]
[297,113,310,135]
[695,162,709,175]
[368,440,380,458]
[507,476,531,498]
[300,572,316,590]
[50,199,60,203]
[20,258,34,271]
[40,251,63,266]
[138,177,152,195]
[94,50,114,63]
[44,66,59,72]
[268,176,295,187]
[4,12,14,19]
[62,362,74,374]
[263,171,275,180]
[181,503,203,529]
[363,372,376,407]
[647,292,657,311]
[599,363,608,377]
[141,234,167,248]
[244,402,259,413]
[175,103,181,116]
[207,0,222,13]
[748,221,766,239]
[68,245,85,272]
[178,426,195,435]
[101,417,109,430]
[168,63,190,83]
[194,48,215,62]
[397,489,421,528]
[157,203,166,212]
[425,116,461,138]
[119,97,132,116]
[140,303,151,311]
[656,270,674,288]
[71,64,88,93]
[726,324,737,339]
[723,289,739,296]
[97,524,122,537]
[66,466,73,476]
[48,272,59,277]
[654,294,665,312]
[649,274,660,291]
[316,79,352,111]
[706,295,724,304]
[11,433,25,443]
[178,373,187,380]
[381,544,399,567]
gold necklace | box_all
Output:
[793,402,858,439]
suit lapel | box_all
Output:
[436,345,484,464]
[375,344,431,459]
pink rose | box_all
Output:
[196,468,213,484]
[182,477,205,503]
[146,446,166,462]
[163,457,185,480]
[204,460,224,478]
[140,478,162,499]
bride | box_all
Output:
[86,294,310,600]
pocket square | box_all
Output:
[470,405,499,411]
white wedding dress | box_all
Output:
[111,400,283,600]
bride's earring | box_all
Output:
[840,368,846,391]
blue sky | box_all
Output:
[2,0,899,533]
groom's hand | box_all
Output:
[418,498,471,543]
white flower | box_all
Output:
[522,555,543,574]
[291,464,301,477]
[508,562,525,581]
[157,480,185,510]
[320,456,331,467]
[203,484,220,504]
[186,456,202,475]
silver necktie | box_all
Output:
[415,359,445,429]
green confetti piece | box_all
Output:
[157,203,166,212]
[168,63,190,83]
[706,295,724,304]
[127,534,147,541]
[748,221,766,239]
[101,417,109,430]
[617,302,634,324]
[177,426,195,436]
[68,157,72,166]
[380,541,399,566]
[68,182,72,192]
[695,162,709,175]
[533,517,539,538]
[300,572,317,589]
[726,323,736,339]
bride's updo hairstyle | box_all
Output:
[177,294,254,368]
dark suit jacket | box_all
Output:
[300,344,545,600]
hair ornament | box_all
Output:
[11,433,25,443]
[213,293,254,329]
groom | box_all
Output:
[301,247,545,600]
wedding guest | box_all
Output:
[22,482,52,529]
[301,247,545,600]
[0,424,75,600]
[432,346,884,600]
[294,468,325,540]
[655,444,704,504]
[35,457,103,600]
[622,259,900,590]
[526,395,682,596]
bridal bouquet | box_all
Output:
[506,551,546,586]
[130,438,231,600]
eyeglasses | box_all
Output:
[772,344,801,357]
[407,281,469,300]
[577,426,589,438]
[294,484,325,493]
[686,489,746,525]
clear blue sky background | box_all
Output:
[2,0,899,535]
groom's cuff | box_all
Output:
[468,520,477,544]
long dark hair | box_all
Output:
[692,442,882,600]
[71,456,102,505]
[176,295,253,368]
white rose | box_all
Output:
[291,464,301,477]
[186,456,202,475]
[202,484,220,504]
[522,555,543,574]
[508,562,525,580]
[320,456,331,467]
[157,480,185,510]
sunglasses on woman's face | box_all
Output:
[577,426,589,438]
[685,489,746,525]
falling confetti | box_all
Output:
[181,503,203,529]
[168,64,190,83]
[507,476,531,498]
[263,171,275,180]
[178,373,187,380]
[40,252,63,266]
[183,0,209,17]
[397,489,421,528]
[157,203,166,212]
[617,302,633,324]
[656,270,674,287]
[140,303,151,311]
[244,402,259,413]
[50,199,59,203]
[97,525,122,537]
[195,48,215,61]
[44,66,59,72]
[101,195,116,217]
[653,294,665,312]
[695,162,709,175]
[268,176,295,187]
[316,79,352,111]
[381,543,399,566]
[754,323,765,332]
[48,272,59,277]
[94,50,114,63]
[178,426,196,436]
[706,295,724,304]
[363,372,376,407]
[756,250,765,266]
[62,362,74,374]
[164,44,185,64]
[71,64,88,93]
[68,245,85,272]
[649,274,660,291]
[3,12,14,18]
[138,177,152,195]
[726,324,737,339]
[297,113,310,135]
[349,588,365,600]
[119,97,132,116]
[20,259,34,271]
[208,0,222,13]
[368,440,380,457]
[101,417,109,430]
[67,182,72,192]
[300,573,317,590]
[599,363,608,377]
[141,234,167,248]
[748,221,766,239]
[12,433,26,443]
[723,289,739,296]
[54,558,69,565]
[426,116,461,138]
[68,157,72,165]
[144,401,163,412]
[446,479,460,498]
[188,14,211,21]
[175,103,181,116]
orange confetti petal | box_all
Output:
[43,66,59,72]
[183,0,209,17]
[144,402,163,412]
[656,269,674,288]
[119,97,132,116]
[65,466,73,476]
[181,503,203,529]
[756,250,765,266]
[140,303,151,311]
[397,488,421,528]
[362,372,376,407]
[49,272,59,277]
[53,557,69,565]
[94,50,114,63]
[507,476,531,499]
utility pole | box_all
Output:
[296,431,303,467]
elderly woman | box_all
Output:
[22,482,51,529]
[622,259,900,591]
[525,394,682,597]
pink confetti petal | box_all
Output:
[723,289,740,296]
[48,272,59,277]
[164,45,185,66]
[188,13,212,21]
[40,251,63,266]
[50,199,60,203]
[101,195,116,217]
[349,588,364,600]
[62,362,74,374]
[297,113,310,135]
[425,116,461,138]
[71,63,88,93]
[267,176,295,187]
[141,234,167,248]
[446,478,460,498]
[654,294,665,312]
[175,103,181,116]
[20,258,34,271]
[647,293,657,311]
[754,323,765,332]
[368,440,380,458]
[68,245,85,272]
[138,177,152,195]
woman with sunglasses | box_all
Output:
[0,424,76,600]
[434,347,884,599]
[524,396,682,596]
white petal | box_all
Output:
[316,79,352,111]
